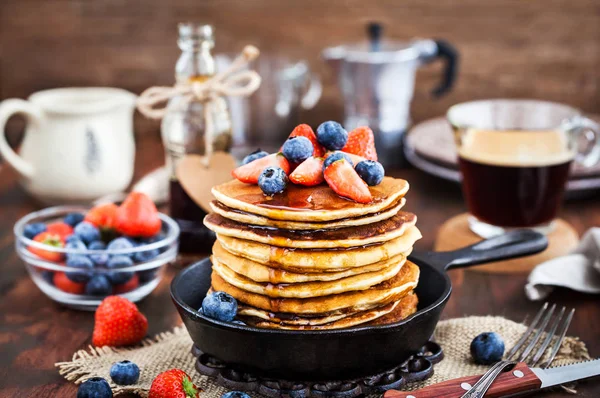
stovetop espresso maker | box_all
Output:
[323,23,458,167]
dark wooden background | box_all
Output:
[1,0,600,135]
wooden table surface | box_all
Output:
[0,136,598,397]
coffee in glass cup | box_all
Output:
[447,99,600,238]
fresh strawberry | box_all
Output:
[53,272,85,294]
[46,222,74,238]
[345,152,367,165]
[93,296,148,347]
[342,126,378,161]
[28,232,65,262]
[324,159,373,204]
[85,203,119,230]
[114,192,161,238]
[281,124,326,157]
[149,369,200,398]
[289,156,325,186]
[232,153,291,184]
[113,274,140,294]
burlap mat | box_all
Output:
[56,316,591,397]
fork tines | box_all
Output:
[507,302,575,368]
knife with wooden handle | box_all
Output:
[384,360,600,398]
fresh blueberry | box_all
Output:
[282,136,313,163]
[355,160,385,186]
[66,237,87,251]
[106,255,134,285]
[133,248,160,263]
[202,291,238,322]
[242,149,269,165]
[74,222,100,244]
[89,240,109,266]
[65,238,88,262]
[23,222,47,239]
[66,234,81,243]
[109,360,140,385]
[66,255,94,283]
[258,167,288,196]
[85,275,112,296]
[107,237,135,255]
[64,212,85,227]
[316,121,348,150]
[137,269,158,284]
[140,235,167,253]
[222,392,251,398]
[77,377,113,398]
[41,270,55,285]
[323,151,354,170]
[470,332,505,365]
[89,241,106,250]
[125,237,140,247]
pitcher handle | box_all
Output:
[430,39,459,97]
[300,73,322,110]
[0,99,43,179]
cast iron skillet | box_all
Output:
[171,230,547,381]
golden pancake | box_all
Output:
[241,292,418,330]
[237,304,352,326]
[211,260,420,314]
[205,212,417,249]
[212,255,405,299]
[211,177,409,222]
[367,291,419,326]
[209,198,406,231]
[237,292,417,327]
[216,226,421,271]
[213,241,404,283]
[243,299,400,330]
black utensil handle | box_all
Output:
[430,39,459,97]
[411,230,548,271]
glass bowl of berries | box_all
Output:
[14,193,180,310]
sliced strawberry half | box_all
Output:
[232,153,291,184]
[345,153,367,165]
[29,232,65,262]
[324,159,373,204]
[289,156,324,186]
[281,124,326,158]
[342,126,378,161]
[46,222,74,238]
[53,272,85,294]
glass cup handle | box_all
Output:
[300,73,322,110]
[565,116,600,168]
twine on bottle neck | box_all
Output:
[137,45,261,166]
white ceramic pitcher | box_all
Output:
[0,87,137,203]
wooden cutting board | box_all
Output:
[176,152,238,213]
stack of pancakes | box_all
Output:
[203,176,422,330]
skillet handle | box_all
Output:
[410,230,548,271]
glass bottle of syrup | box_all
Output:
[162,23,232,255]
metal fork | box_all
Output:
[461,302,575,398]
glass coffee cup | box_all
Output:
[447,99,600,238]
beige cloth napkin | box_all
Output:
[526,228,600,301]
[56,316,590,397]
